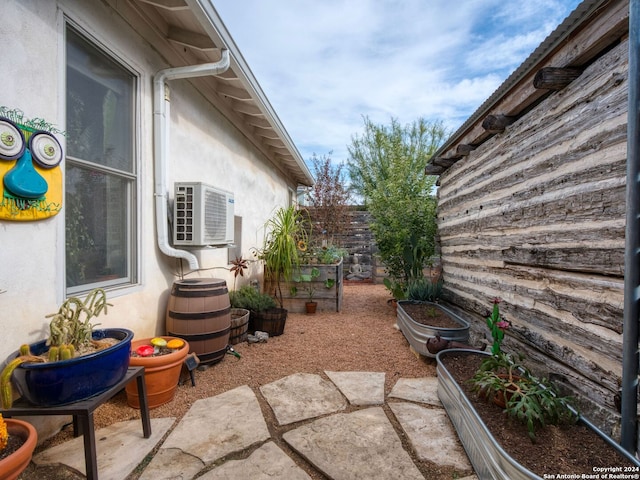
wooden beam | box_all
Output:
[138,0,188,11]
[262,137,286,148]
[270,146,291,156]
[456,144,475,156]
[168,27,216,52]
[482,114,517,133]
[533,67,584,90]
[217,84,252,100]
[432,157,458,168]
[245,115,272,129]
[425,164,445,175]
[229,100,262,116]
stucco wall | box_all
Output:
[0,0,292,365]
[437,38,629,435]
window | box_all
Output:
[65,27,137,294]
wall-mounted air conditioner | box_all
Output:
[173,182,234,246]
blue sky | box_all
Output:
[213,0,582,165]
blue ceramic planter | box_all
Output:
[9,328,133,406]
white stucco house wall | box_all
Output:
[0,0,313,373]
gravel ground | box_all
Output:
[20,283,450,479]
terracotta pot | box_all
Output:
[125,337,189,409]
[305,302,317,314]
[491,374,523,409]
[0,418,37,480]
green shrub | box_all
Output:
[229,285,276,312]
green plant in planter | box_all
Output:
[469,299,578,441]
[229,285,276,312]
[470,352,577,441]
[292,267,320,303]
[316,244,347,264]
[260,206,310,307]
[1,288,113,408]
[45,288,112,355]
[406,277,442,302]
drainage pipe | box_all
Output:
[622,0,640,453]
[153,49,230,270]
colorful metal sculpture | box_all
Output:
[0,107,63,221]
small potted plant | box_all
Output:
[290,266,320,314]
[1,288,133,408]
[0,413,37,480]
[303,285,317,314]
[229,285,283,335]
[126,336,189,409]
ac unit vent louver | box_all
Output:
[173,182,234,246]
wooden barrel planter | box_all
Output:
[229,308,249,345]
[249,307,288,336]
[166,278,231,364]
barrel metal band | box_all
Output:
[167,327,231,342]
[168,306,231,320]
[171,286,229,297]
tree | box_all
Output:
[305,152,351,245]
[346,116,447,289]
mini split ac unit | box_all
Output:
[172,182,234,246]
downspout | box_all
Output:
[622,0,640,454]
[153,49,230,270]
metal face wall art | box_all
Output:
[0,108,63,221]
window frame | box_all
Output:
[64,22,141,296]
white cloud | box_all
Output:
[214,0,581,163]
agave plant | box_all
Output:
[406,277,442,302]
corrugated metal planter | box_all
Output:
[436,349,640,479]
[396,301,470,357]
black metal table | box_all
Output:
[1,366,151,480]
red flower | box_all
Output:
[496,320,510,331]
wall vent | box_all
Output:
[173,182,234,246]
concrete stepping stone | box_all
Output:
[33,417,174,479]
[138,447,204,480]
[140,385,270,479]
[283,406,424,480]
[260,372,347,425]
[324,371,385,405]
[389,402,471,470]
[199,441,312,479]
[389,377,441,406]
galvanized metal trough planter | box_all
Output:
[436,349,640,480]
[396,300,470,357]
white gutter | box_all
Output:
[153,49,230,270]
